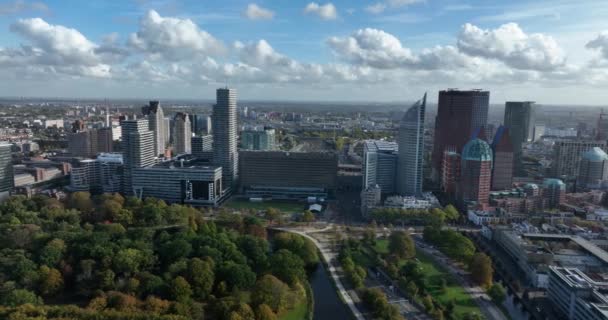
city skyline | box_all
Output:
[0,1,608,104]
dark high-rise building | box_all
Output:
[213,88,238,189]
[491,126,514,190]
[121,117,155,195]
[431,89,489,182]
[142,101,166,156]
[459,138,492,206]
[398,93,426,196]
[0,143,13,201]
[504,101,535,174]
[441,150,460,195]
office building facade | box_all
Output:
[504,101,535,173]
[397,93,426,196]
[0,144,13,201]
[132,162,223,206]
[459,138,492,206]
[362,140,398,195]
[431,89,489,183]
[491,126,514,190]
[213,88,238,188]
[173,112,192,155]
[241,127,277,151]
[578,147,608,190]
[548,266,608,320]
[553,140,607,179]
[192,135,213,158]
[239,151,338,200]
[121,118,156,195]
[142,101,166,156]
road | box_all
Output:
[414,237,508,320]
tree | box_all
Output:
[218,261,257,290]
[68,191,93,213]
[301,210,315,224]
[188,258,215,299]
[469,253,493,288]
[251,275,290,313]
[39,238,66,267]
[255,304,277,320]
[113,248,145,275]
[265,208,281,224]
[444,205,460,221]
[269,249,306,285]
[38,265,63,296]
[2,289,41,306]
[388,230,415,259]
[422,294,434,312]
[171,276,193,302]
[273,232,319,268]
[488,283,506,304]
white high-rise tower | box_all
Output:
[398,93,426,196]
[142,101,166,157]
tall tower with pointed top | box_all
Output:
[398,93,426,196]
[142,101,166,157]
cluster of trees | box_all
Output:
[338,245,367,289]
[0,194,318,320]
[370,205,460,225]
[359,288,404,320]
[423,226,476,263]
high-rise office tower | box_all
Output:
[397,93,426,196]
[431,89,489,182]
[553,140,607,178]
[577,147,608,190]
[121,117,155,195]
[142,101,166,156]
[213,88,238,188]
[597,110,608,141]
[362,140,398,195]
[173,112,192,155]
[504,101,535,174]
[0,143,13,201]
[459,138,492,206]
[491,126,514,190]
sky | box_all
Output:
[0,0,608,105]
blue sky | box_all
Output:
[0,0,608,104]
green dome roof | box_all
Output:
[582,147,608,162]
[543,178,565,189]
[461,138,492,161]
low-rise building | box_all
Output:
[548,266,608,320]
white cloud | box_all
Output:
[128,10,225,60]
[586,32,608,60]
[0,0,49,16]
[245,3,274,20]
[304,2,337,20]
[365,3,386,14]
[366,0,424,14]
[457,23,566,71]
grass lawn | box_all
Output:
[370,239,482,319]
[278,301,307,320]
[223,199,305,213]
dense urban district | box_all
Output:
[0,88,608,320]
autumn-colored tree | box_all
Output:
[255,304,277,320]
[38,266,63,296]
[469,253,493,288]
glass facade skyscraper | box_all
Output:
[398,93,426,196]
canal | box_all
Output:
[309,261,351,319]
